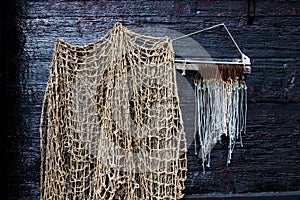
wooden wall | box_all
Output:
[2,0,300,199]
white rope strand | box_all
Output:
[172,23,225,42]
[172,23,244,57]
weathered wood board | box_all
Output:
[2,0,300,199]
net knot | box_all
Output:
[110,22,126,34]
[40,23,187,199]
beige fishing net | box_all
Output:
[40,23,187,199]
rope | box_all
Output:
[172,23,243,56]
[40,22,187,200]
[194,64,247,171]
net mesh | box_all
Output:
[40,22,187,200]
[194,64,247,171]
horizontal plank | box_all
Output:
[21,16,300,60]
[25,0,300,18]
[184,191,300,200]
[175,62,251,73]
[16,58,300,103]
[5,1,300,199]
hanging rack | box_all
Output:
[173,23,251,74]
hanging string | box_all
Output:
[172,23,243,57]
[173,23,250,170]
[182,60,186,75]
[193,64,247,171]
[172,23,224,42]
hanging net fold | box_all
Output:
[40,22,187,200]
[193,63,247,171]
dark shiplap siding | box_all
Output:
[4,0,300,199]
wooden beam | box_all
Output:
[175,63,251,74]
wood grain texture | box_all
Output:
[4,0,300,199]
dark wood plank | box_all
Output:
[5,0,300,199]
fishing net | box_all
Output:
[40,22,187,199]
[193,63,247,171]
